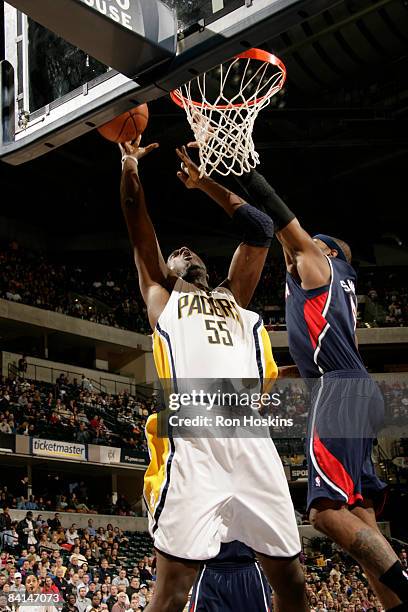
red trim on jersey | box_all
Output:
[313,430,358,503]
[303,292,329,349]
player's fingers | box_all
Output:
[144,143,160,155]
[187,142,199,149]
[177,171,188,185]
[176,148,188,162]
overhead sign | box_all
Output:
[80,0,138,30]
[100,446,121,464]
[290,466,308,481]
[5,0,177,79]
[0,433,15,453]
[120,448,149,466]
[31,438,87,461]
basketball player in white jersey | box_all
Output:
[118,138,308,612]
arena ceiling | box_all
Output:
[0,0,407,263]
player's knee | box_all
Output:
[156,588,189,612]
[273,562,305,600]
[309,501,344,533]
[168,589,189,612]
[309,509,332,534]
[287,562,306,593]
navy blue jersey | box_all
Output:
[285,257,364,378]
[207,542,255,565]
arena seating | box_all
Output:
[0,375,156,454]
[1,245,408,334]
[1,507,406,610]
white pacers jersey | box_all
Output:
[152,278,276,381]
[144,278,300,561]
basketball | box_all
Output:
[97,104,149,143]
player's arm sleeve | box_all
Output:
[236,170,331,289]
[232,203,274,247]
[236,170,295,231]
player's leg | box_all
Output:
[351,502,401,609]
[232,437,307,611]
[189,563,272,612]
[145,548,199,612]
[309,501,407,607]
[256,553,308,612]
[308,382,408,605]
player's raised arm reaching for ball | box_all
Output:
[119,138,307,612]
[219,163,408,612]
[119,138,176,329]
[175,146,274,308]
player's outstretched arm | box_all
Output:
[176,147,273,308]
[120,139,174,329]
[236,169,331,290]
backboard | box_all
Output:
[1,0,340,165]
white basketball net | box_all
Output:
[172,52,286,177]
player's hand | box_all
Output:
[176,146,202,189]
[119,136,159,161]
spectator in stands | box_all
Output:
[136,562,150,585]
[85,520,96,538]
[364,289,387,327]
[53,567,69,597]
[9,572,25,595]
[67,574,81,599]
[15,477,29,500]
[48,513,62,532]
[98,560,111,584]
[18,355,28,379]
[25,496,38,511]
[111,591,128,612]
[127,593,140,612]
[88,593,102,612]
[0,509,12,534]
[106,585,118,612]
[66,525,79,547]
[42,575,60,595]
[125,578,139,601]
[16,512,37,549]
[76,586,91,612]
[137,586,147,609]
[81,377,92,394]
[111,570,128,590]
[63,593,79,612]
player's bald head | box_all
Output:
[167,246,208,284]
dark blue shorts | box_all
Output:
[307,370,387,511]
[189,562,271,612]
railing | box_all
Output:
[90,378,107,394]
[99,378,155,399]
[301,534,313,553]
[8,362,19,379]
[0,530,18,551]
[5,359,133,397]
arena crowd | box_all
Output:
[0,375,155,456]
[0,512,155,611]
[1,245,408,334]
[1,374,408,461]
[1,508,407,610]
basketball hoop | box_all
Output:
[171,48,286,178]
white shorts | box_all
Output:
[144,414,300,561]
